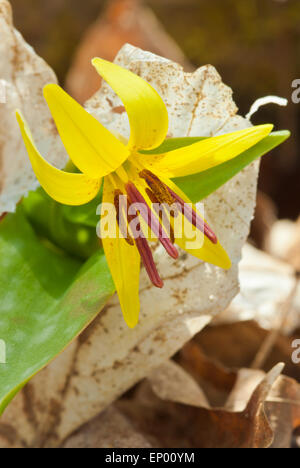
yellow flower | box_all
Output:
[16,58,273,328]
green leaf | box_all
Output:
[61,195,101,228]
[22,189,100,260]
[0,207,115,414]
[174,131,290,203]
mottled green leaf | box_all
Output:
[0,207,114,414]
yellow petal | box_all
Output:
[16,111,101,206]
[161,176,231,269]
[176,226,231,270]
[43,84,130,179]
[126,161,230,269]
[146,124,273,178]
[92,58,169,151]
[101,177,140,328]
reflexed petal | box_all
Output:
[92,58,169,151]
[101,177,141,328]
[146,124,273,178]
[16,111,101,206]
[43,84,130,178]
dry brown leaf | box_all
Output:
[116,353,300,448]
[0,4,261,447]
[267,217,300,272]
[65,0,192,103]
[266,375,300,448]
[177,341,237,407]
[117,362,287,448]
[180,321,300,383]
[215,243,300,334]
[176,334,300,448]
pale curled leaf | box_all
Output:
[214,244,300,334]
[0,0,68,214]
[0,40,262,445]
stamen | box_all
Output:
[135,231,164,289]
[146,188,175,244]
[139,170,217,244]
[139,169,176,207]
[114,189,134,246]
[113,187,164,289]
[166,186,218,245]
[126,182,179,259]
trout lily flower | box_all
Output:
[16,58,273,328]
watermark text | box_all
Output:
[96,198,206,250]
[291,79,300,104]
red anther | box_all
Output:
[166,186,218,245]
[139,169,175,206]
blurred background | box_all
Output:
[10,0,300,238]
